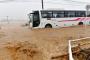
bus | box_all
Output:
[28,10,90,28]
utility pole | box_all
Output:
[6,16,9,24]
[41,0,44,9]
[85,5,90,37]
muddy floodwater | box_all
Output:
[0,23,90,60]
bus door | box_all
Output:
[29,11,40,27]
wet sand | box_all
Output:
[0,23,90,60]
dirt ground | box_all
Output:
[0,23,90,60]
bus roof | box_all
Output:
[40,9,86,12]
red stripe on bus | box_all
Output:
[58,18,81,22]
[58,17,90,22]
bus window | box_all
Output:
[53,11,64,18]
[75,11,80,17]
[87,14,90,17]
[75,11,86,17]
[64,11,75,17]
[87,11,90,17]
[47,12,52,18]
[67,11,75,17]
[41,11,53,18]
[80,11,86,17]
[64,11,68,17]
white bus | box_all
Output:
[28,10,90,28]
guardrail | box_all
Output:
[68,37,90,60]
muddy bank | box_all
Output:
[1,41,44,60]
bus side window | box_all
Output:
[87,12,90,17]
[53,11,64,18]
[87,14,90,17]
[80,12,86,17]
[56,14,61,18]
[53,11,56,18]
[47,14,52,18]
[67,11,75,17]
[81,14,85,17]
[75,11,80,17]
[75,11,86,17]
[64,11,68,17]
[41,11,53,18]
[43,14,47,18]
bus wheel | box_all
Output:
[78,22,83,25]
[45,24,52,28]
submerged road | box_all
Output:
[0,23,90,60]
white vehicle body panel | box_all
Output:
[37,17,90,28]
[29,10,90,28]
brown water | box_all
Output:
[0,23,90,60]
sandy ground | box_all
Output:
[0,23,90,60]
